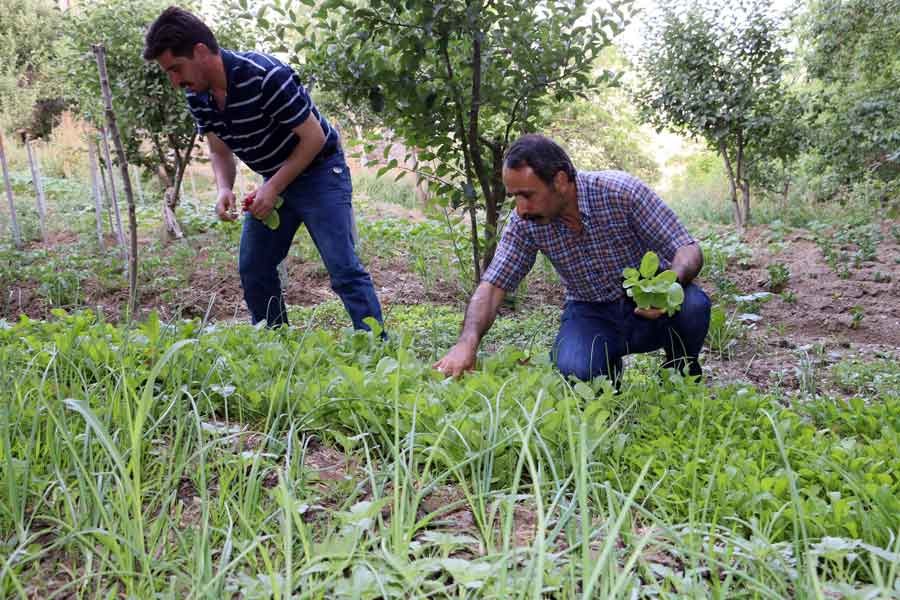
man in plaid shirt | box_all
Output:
[434,134,711,383]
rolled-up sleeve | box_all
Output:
[259,67,312,129]
[482,217,538,291]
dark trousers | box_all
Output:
[552,284,712,383]
[238,152,383,329]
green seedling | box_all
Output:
[622,251,684,316]
[849,306,864,329]
[766,262,790,292]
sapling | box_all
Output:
[622,251,684,316]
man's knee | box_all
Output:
[682,284,712,317]
[329,263,371,293]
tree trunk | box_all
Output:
[439,38,481,284]
[0,132,22,249]
[87,137,105,249]
[740,179,751,226]
[354,124,368,167]
[161,131,196,240]
[23,136,48,243]
[94,43,139,321]
[718,142,744,231]
[131,164,144,204]
[479,142,506,274]
[171,131,197,205]
[100,125,126,251]
[410,147,430,207]
[97,147,114,234]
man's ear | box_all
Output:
[553,170,569,191]
[193,42,209,59]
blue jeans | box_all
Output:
[238,152,383,329]
[552,284,712,383]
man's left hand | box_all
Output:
[248,183,278,219]
[634,307,667,320]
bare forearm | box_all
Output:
[210,151,236,193]
[458,282,505,348]
[671,243,703,285]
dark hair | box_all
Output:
[504,134,576,186]
[143,6,218,60]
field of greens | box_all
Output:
[2,308,898,597]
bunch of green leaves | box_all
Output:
[622,251,684,315]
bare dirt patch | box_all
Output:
[702,221,900,392]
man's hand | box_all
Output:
[634,307,667,320]
[247,182,278,220]
[433,342,477,377]
[215,189,238,221]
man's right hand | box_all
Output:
[433,342,477,377]
[215,190,238,221]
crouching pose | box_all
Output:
[434,134,711,383]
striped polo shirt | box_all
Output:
[185,49,339,177]
[483,170,696,303]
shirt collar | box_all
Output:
[575,171,593,220]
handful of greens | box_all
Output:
[243,192,284,230]
[622,251,685,316]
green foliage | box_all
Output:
[706,304,743,359]
[635,0,790,227]
[239,0,630,279]
[800,0,900,184]
[0,0,62,131]
[545,48,660,184]
[1,311,898,595]
[832,354,900,397]
[57,0,248,192]
[765,262,790,292]
[622,251,684,315]
[58,0,192,180]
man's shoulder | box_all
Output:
[578,170,643,192]
[225,49,286,75]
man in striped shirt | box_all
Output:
[434,134,712,384]
[144,7,383,330]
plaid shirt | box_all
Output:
[483,170,696,303]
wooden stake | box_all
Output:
[87,137,105,249]
[0,132,22,249]
[132,164,144,204]
[23,136,48,243]
[99,125,126,250]
[94,43,139,320]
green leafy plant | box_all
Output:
[849,306,864,329]
[706,304,743,359]
[766,262,790,292]
[622,251,684,316]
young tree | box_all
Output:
[58,0,200,236]
[241,0,630,282]
[0,0,62,133]
[634,0,789,229]
[545,49,660,186]
[800,0,900,187]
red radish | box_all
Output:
[242,191,256,212]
